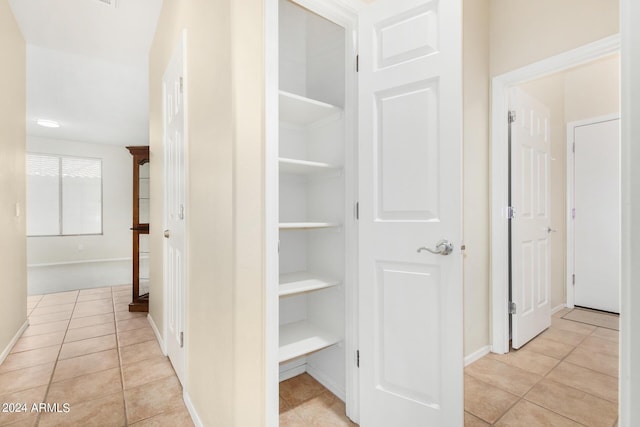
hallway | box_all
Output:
[0,286,192,426]
[465,308,619,426]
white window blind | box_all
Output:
[27,154,102,236]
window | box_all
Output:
[27,153,103,236]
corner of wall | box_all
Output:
[0,2,28,355]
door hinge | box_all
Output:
[179,76,184,93]
[508,110,516,123]
[572,208,576,219]
[179,204,184,220]
[356,350,360,368]
[356,55,359,73]
[507,206,516,220]
[572,141,575,153]
[572,274,576,286]
[179,331,184,348]
[355,202,359,220]
[508,301,517,315]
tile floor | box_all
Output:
[465,308,619,427]
[2,289,619,427]
[0,286,194,427]
[279,373,357,426]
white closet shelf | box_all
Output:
[279,222,340,229]
[279,320,341,363]
[279,91,342,125]
[279,157,341,175]
[279,272,340,297]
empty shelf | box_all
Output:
[279,320,340,363]
[279,272,340,297]
[279,91,342,125]
[279,222,340,230]
[279,157,340,175]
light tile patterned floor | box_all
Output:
[0,286,194,427]
[465,308,619,427]
[279,373,357,427]
[2,290,619,427]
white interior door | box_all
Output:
[509,87,551,349]
[358,0,463,425]
[573,118,620,313]
[163,33,187,385]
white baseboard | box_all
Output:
[279,364,307,382]
[28,259,131,295]
[147,314,166,355]
[552,303,567,315]
[183,390,203,427]
[0,320,29,365]
[306,365,346,402]
[464,345,491,366]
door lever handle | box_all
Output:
[417,240,454,256]
[547,227,558,233]
[164,230,170,239]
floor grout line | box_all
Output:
[36,289,79,427]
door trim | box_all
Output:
[565,114,620,309]
[490,34,620,354]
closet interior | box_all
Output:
[277,0,351,408]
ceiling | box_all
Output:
[9,0,163,146]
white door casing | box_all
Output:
[572,118,620,313]
[358,0,463,425]
[163,32,187,385]
[509,88,551,349]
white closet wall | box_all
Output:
[278,0,348,399]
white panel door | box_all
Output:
[574,118,620,313]
[163,33,187,385]
[509,88,551,349]
[358,0,463,425]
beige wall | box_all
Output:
[0,3,27,355]
[565,54,620,123]
[149,0,265,425]
[490,0,619,76]
[462,0,491,356]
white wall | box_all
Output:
[620,0,639,424]
[0,2,27,361]
[26,136,132,293]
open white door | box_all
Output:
[573,118,620,313]
[358,0,463,425]
[163,32,187,385]
[509,87,551,349]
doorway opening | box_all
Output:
[490,35,621,354]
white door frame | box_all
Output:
[490,34,620,354]
[565,114,620,309]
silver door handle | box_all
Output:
[417,240,454,256]
[547,227,557,233]
[164,229,170,238]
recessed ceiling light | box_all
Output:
[36,119,60,128]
